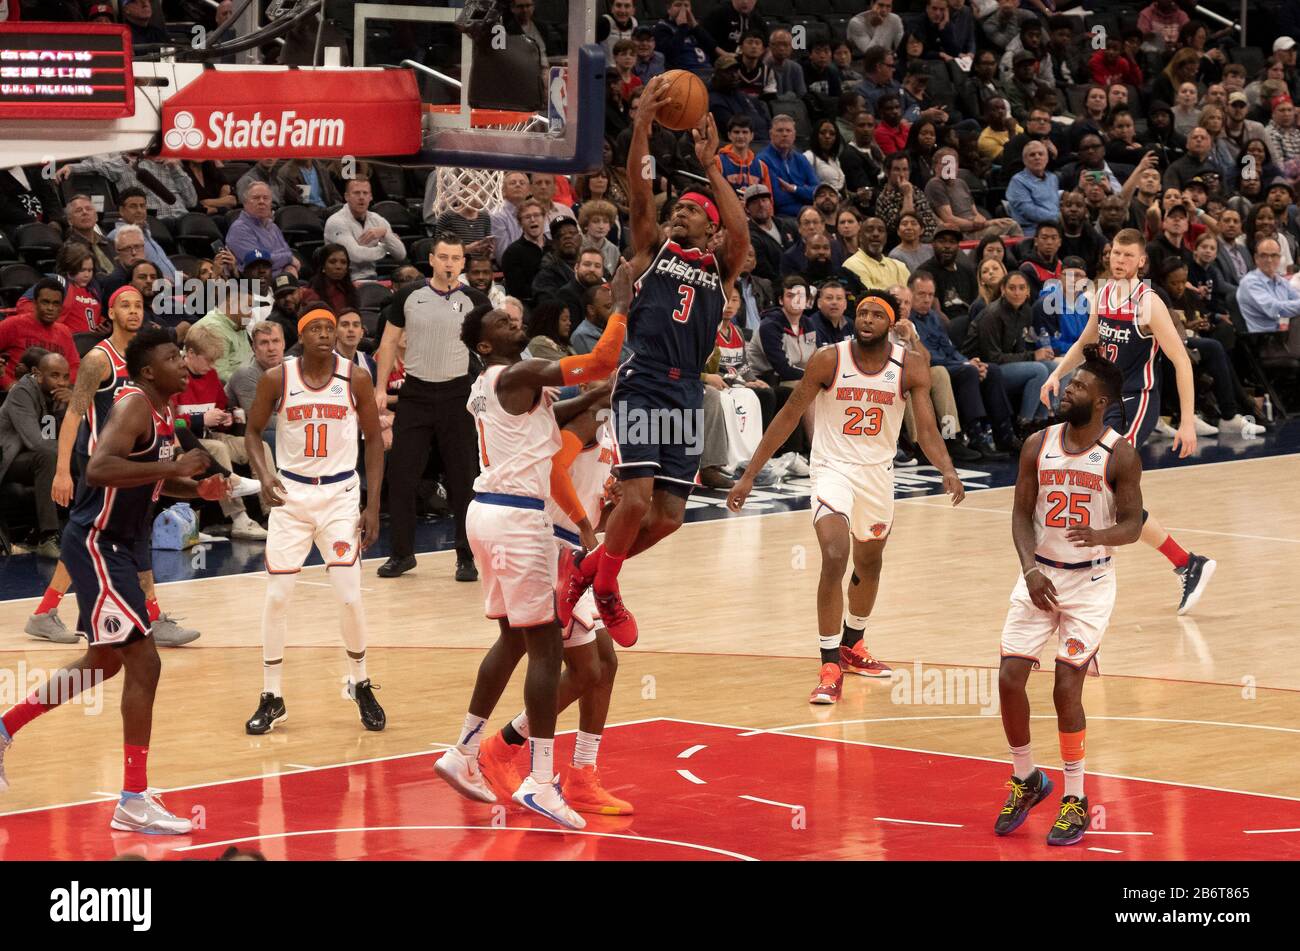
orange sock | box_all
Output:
[1059,729,1086,799]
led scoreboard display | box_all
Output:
[0,23,134,119]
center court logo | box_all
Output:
[50,882,151,932]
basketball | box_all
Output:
[655,70,709,131]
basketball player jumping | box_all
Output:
[476,388,634,815]
[728,291,965,703]
[556,75,750,647]
[1041,231,1214,615]
[998,346,1143,846]
[434,275,630,829]
[241,307,387,734]
[0,326,230,834]
[27,287,200,647]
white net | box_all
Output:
[430,111,549,216]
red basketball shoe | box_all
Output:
[840,641,892,678]
[556,547,592,628]
[477,731,524,798]
[562,765,635,815]
[594,590,638,647]
[809,663,844,704]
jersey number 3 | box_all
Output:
[303,422,330,458]
[672,284,695,324]
[842,406,884,436]
[1043,491,1091,528]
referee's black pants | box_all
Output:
[387,374,479,561]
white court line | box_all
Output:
[676,769,706,785]
[653,717,1300,805]
[429,742,453,749]
[1244,828,1300,835]
[168,825,758,861]
[874,817,963,828]
[746,714,1300,738]
[284,764,314,771]
[1089,847,1123,854]
[1087,831,1153,836]
[91,791,118,798]
[739,794,802,811]
[677,744,707,759]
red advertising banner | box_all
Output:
[0,23,134,119]
[159,68,422,159]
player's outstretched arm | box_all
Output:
[52,347,107,505]
[1011,430,1058,611]
[1144,292,1198,458]
[351,366,386,549]
[244,366,287,508]
[627,75,670,261]
[696,112,750,285]
[1042,309,1099,407]
[86,393,210,491]
[726,348,836,512]
[904,349,964,506]
[1067,439,1144,549]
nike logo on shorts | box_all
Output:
[1091,574,1106,582]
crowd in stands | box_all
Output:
[3,0,1300,563]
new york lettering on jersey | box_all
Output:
[76,339,130,457]
[1094,280,1159,394]
[275,355,359,478]
[1033,423,1120,567]
[812,340,908,468]
[629,240,726,372]
[69,387,176,540]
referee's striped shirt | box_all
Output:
[387,281,491,383]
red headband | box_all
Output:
[1271,94,1294,111]
[108,285,142,308]
[679,192,719,226]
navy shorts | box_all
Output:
[1105,386,1162,448]
[611,356,705,498]
[61,521,151,646]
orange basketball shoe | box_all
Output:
[809,662,844,704]
[477,732,524,798]
[840,641,892,678]
[562,765,635,815]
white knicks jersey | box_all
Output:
[468,364,563,500]
[547,419,620,538]
[812,340,908,468]
[276,355,359,478]
[1033,423,1120,565]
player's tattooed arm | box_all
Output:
[1012,430,1058,611]
[52,348,109,505]
[727,347,837,512]
[903,349,963,506]
[245,365,287,508]
[1068,439,1144,549]
[351,365,385,550]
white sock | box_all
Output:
[261,572,295,697]
[529,737,554,784]
[819,633,840,652]
[1010,743,1034,781]
[457,714,488,758]
[1064,758,1085,799]
[844,613,869,635]
[510,711,530,740]
[573,731,601,767]
[329,562,368,682]
[346,651,368,685]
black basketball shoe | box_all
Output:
[1175,553,1216,615]
[993,768,1054,836]
[246,693,286,735]
[1046,795,1089,846]
[350,679,386,731]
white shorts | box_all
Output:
[1000,562,1116,674]
[810,458,894,542]
[265,473,361,573]
[555,536,598,649]
[467,498,556,629]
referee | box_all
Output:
[373,235,489,580]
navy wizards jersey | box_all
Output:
[74,339,131,459]
[69,387,176,541]
[1094,280,1160,396]
[628,239,727,372]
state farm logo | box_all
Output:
[164,111,203,150]
[163,109,346,151]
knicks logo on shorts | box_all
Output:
[333,541,352,559]
[870,522,888,538]
[1065,637,1086,657]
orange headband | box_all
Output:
[297,308,337,335]
[857,295,897,324]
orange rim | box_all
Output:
[423,103,538,128]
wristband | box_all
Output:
[1024,565,1043,580]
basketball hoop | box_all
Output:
[426,105,548,216]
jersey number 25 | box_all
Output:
[1043,491,1091,528]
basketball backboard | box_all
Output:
[351,0,605,174]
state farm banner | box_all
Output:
[159,67,420,159]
